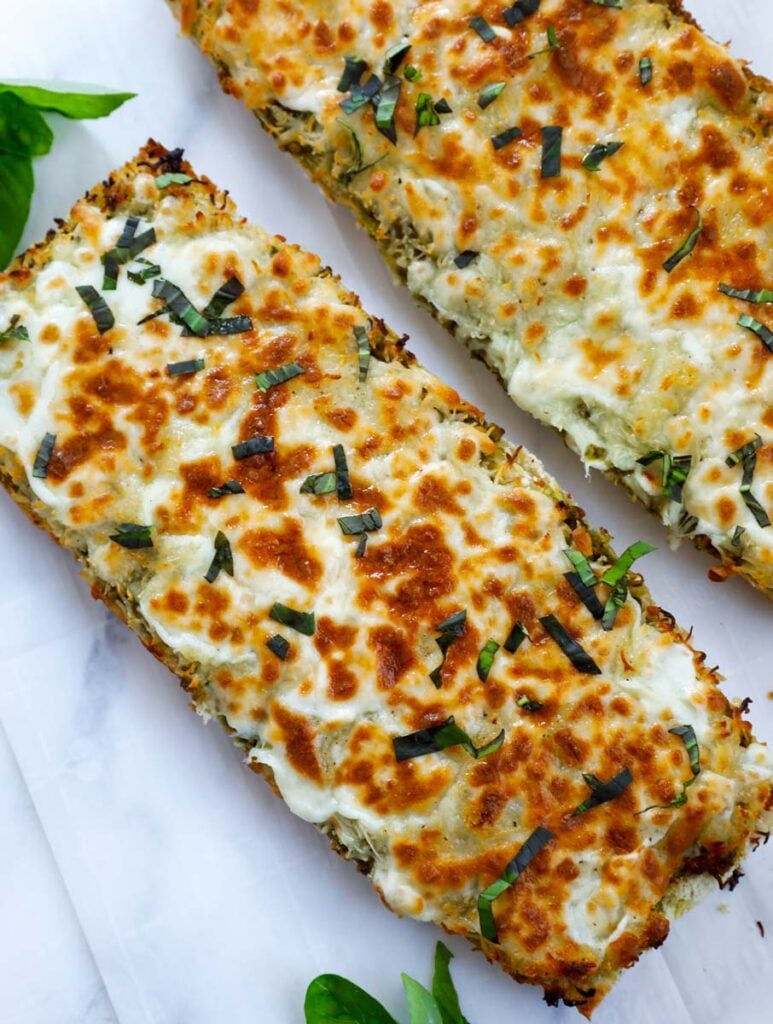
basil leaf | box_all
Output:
[582,141,623,171]
[166,357,205,377]
[301,472,337,495]
[201,275,244,318]
[0,91,53,157]
[637,451,692,502]
[563,548,596,587]
[727,436,770,528]
[32,432,56,479]
[731,525,746,548]
[0,314,29,345]
[540,125,562,178]
[333,443,352,500]
[431,943,469,1024]
[528,25,559,59]
[255,361,305,392]
[355,534,368,557]
[503,620,529,654]
[337,56,368,94]
[207,479,245,499]
[404,66,422,82]
[601,579,628,630]
[539,614,601,674]
[393,715,504,762]
[478,82,506,109]
[151,277,209,336]
[503,0,541,26]
[574,767,633,815]
[600,540,655,587]
[338,507,382,535]
[478,826,553,943]
[0,83,134,119]
[155,172,194,188]
[304,973,398,1024]
[429,610,466,688]
[383,42,412,75]
[232,435,274,460]
[435,610,466,635]
[476,638,500,681]
[266,634,290,660]
[110,523,153,549]
[737,314,773,353]
[587,0,622,7]
[269,602,315,636]
[340,74,382,114]
[469,16,496,43]
[565,572,604,619]
[453,250,478,269]
[204,530,234,583]
[127,258,161,284]
[663,209,702,273]
[638,725,700,813]
[402,976,443,1024]
[375,75,401,144]
[76,285,115,334]
[718,283,773,304]
[491,125,522,150]
[517,694,542,711]
[639,56,653,86]
[414,92,451,134]
[195,315,253,336]
[0,151,32,268]
[355,325,371,382]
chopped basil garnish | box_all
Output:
[638,725,700,813]
[207,479,245,499]
[338,507,382,535]
[491,125,522,150]
[574,767,633,815]
[429,610,466,688]
[637,450,692,502]
[478,826,553,943]
[201,275,244,319]
[588,0,622,7]
[32,431,56,479]
[601,579,628,631]
[727,435,770,528]
[563,549,596,587]
[503,620,529,654]
[731,524,746,548]
[355,324,371,382]
[110,523,153,549]
[404,65,421,82]
[582,141,623,171]
[663,209,702,273]
[155,172,194,188]
[394,715,505,762]
[435,98,452,114]
[102,252,118,291]
[374,75,401,144]
[565,572,604,619]
[640,56,653,86]
[166,356,205,377]
[255,361,305,392]
[75,284,114,334]
[539,614,601,674]
[0,315,29,344]
[383,41,411,75]
[266,634,290,660]
[414,92,451,134]
[355,533,368,558]
[528,25,558,59]
[516,694,542,711]
[337,56,368,93]
[718,283,773,304]
[269,602,315,636]
[503,0,541,26]
[454,250,479,269]
[101,217,157,289]
[340,73,382,114]
[151,278,209,336]
[470,15,496,42]
[737,314,773,353]
[600,540,656,587]
[232,435,274,460]
[204,530,234,584]
[540,126,562,178]
[127,257,161,284]
[195,315,253,336]
[476,638,500,681]
[478,82,506,109]
[300,471,337,495]
[333,443,352,500]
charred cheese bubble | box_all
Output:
[0,144,771,1013]
[167,0,773,598]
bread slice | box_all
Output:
[0,143,770,1013]
[165,0,773,599]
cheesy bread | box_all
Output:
[0,144,770,1013]
[166,0,773,598]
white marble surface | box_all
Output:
[1,2,772,1022]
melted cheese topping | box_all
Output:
[172,0,773,596]
[1,150,770,1011]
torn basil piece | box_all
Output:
[155,173,194,188]
[196,315,253,336]
[478,82,506,110]
[540,126,562,178]
[0,315,29,344]
[207,479,245,499]
[110,523,153,549]
[539,614,601,674]
[638,725,700,813]
[565,572,604,620]
[75,285,115,334]
[204,530,234,584]
[491,126,522,150]
[582,141,623,171]
[727,436,770,528]
[266,634,290,660]
[300,472,337,495]
[333,443,352,500]
[166,357,205,377]
[503,0,541,26]
[737,314,773,353]
[269,602,315,636]
[600,540,656,587]
[393,715,504,762]
[429,610,466,688]
[601,579,628,631]
[588,0,622,7]
[504,621,529,654]
[404,65,421,82]
[355,324,371,382]
[337,507,382,535]
[32,432,56,479]
[640,56,653,86]
[151,278,209,336]
[436,610,467,635]
[454,250,479,269]
[414,92,451,133]
[127,257,161,284]
[528,24,559,59]
[375,75,401,144]
[435,98,452,114]
[477,638,500,681]
[340,74,382,114]
[383,41,411,74]
[637,451,692,503]
[718,283,773,304]
[232,435,274,460]
[574,767,633,815]
[478,826,553,943]
[563,549,596,588]
[102,251,119,291]
[663,209,702,273]
[201,275,244,319]
[517,694,542,711]
[101,218,157,289]
[470,15,496,42]
[255,361,305,392]
[731,525,746,548]
[355,533,368,558]
[337,56,368,93]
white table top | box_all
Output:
[1,3,771,1023]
